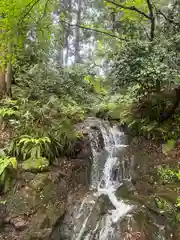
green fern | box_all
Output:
[0,107,18,117]
[0,156,17,192]
[10,135,51,161]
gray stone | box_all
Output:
[10,217,27,230]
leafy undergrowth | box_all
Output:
[0,97,87,192]
[94,85,180,142]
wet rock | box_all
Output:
[19,228,52,240]
[0,169,67,239]
[100,194,114,212]
[130,150,152,184]
[10,216,27,230]
[123,180,136,192]
[32,211,50,229]
[119,209,163,240]
[50,193,82,239]
[73,134,92,159]
[75,117,112,160]
[72,164,90,186]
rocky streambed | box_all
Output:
[0,119,180,240]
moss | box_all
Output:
[45,202,66,226]
[18,228,52,240]
[1,169,67,240]
[21,157,49,172]
[4,186,41,217]
[29,173,49,190]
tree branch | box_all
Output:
[39,0,51,21]
[59,20,127,41]
[157,10,179,26]
[19,0,41,24]
[143,26,151,41]
[105,0,151,20]
[146,0,155,41]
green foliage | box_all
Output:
[97,84,180,140]
[0,0,178,235]
[10,135,51,161]
[157,166,178,184]
[0,94,84,163]
[176,197,180,207]
[156,165,180,222]
[155,197,173,211]
[105,0,148,22]
[100,0,180,143]
[0,108,18,118]
[162,140,176,155]
[0,99,19,120]
[111,39,179,94]
[0,0,53,68]
[0,155,17,192]
[93,84,139,120]
[84,75,107,95]
[21,157,49,172]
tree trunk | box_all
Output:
[64,0,72,65]
[5,42,13,97]
[0,68,6,99]
[0,46,6,98]
[75,0,82,63]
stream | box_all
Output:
[51,119,169,240]
[71,120,134,240]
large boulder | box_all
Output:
[0,166,77,240]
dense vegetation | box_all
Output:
[0,0,180,236]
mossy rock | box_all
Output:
[29,173,49,190]
[155,189,179,204]
[28,202,66,231]
[4,185,41,217]
[0,170,67,240]
[21,157,49,172]
[20,172,36,183]
[18,228,52,240]
[45,202,66,226]
[2,172,65,218]
[119,208,168,240]
[154,196,174,212]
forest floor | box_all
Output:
[122,136,180,239]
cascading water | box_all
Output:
[49,119,169,240]
[71,120,134,240]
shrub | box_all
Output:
[9,135,51,161]
[0,155,17,192]
[0,95,84,164]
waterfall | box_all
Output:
[49,119,169,240]
[71,120,134,240]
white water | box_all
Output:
[96,123,134,239]
[72,121,134,240]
